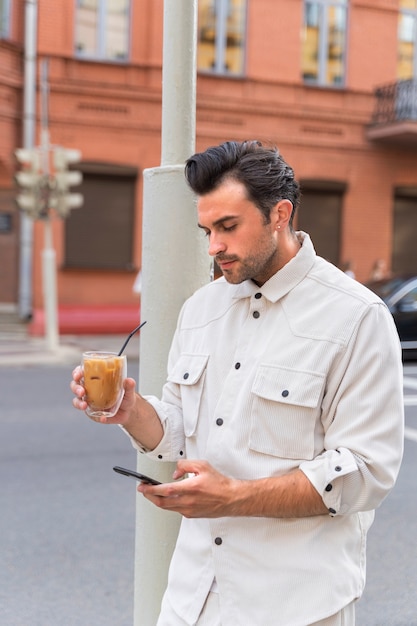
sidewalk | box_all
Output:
[0,331,141,367]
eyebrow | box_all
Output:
[197,215,239,230]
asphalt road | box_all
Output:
[0,357,139,626]
[1,357,416,625]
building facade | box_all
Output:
[1,0,417,332]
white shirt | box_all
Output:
[126,233,404,625]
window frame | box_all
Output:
[64,162,138,271]
[74,0,132,63]
[197,0,248,77]
[398,1,417,80]
[0,0,11,39]
[297,180,346,267]
[302,0,348,88]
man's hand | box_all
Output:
[137,459,239,518]
[70,366,164,450]
[70,365,137,425]
[137,459,328,519]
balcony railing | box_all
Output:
[367,79,417,144]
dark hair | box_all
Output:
[185,140,300,226]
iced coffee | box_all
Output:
[82,351,127,420]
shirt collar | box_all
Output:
[230,232,316,303]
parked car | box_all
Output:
[366,275,417,359]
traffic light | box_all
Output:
[52,147,83,218]
[14,148,46,218]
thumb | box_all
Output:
[173,458,208,480]
[123,378,136,393]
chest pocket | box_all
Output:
[250,365,325,460]
[168,354,209,437]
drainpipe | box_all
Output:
[134,1,210,624]
[18,0,37,320]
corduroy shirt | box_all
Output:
[126,233,404,626]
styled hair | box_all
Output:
[184,140,300,226]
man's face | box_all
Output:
[197,179,281,286]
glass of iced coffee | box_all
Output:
[82,351,127,421]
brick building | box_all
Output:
[1,0,417,333]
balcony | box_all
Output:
[367,79,417,145]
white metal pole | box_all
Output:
[40,59,59,351]
[18,0,38,320]
[42,219,59,351]
[134,2,210,625]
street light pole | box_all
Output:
[134,2,210,624]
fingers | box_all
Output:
[173,458,210,479]
[70,365,86,411]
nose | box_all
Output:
[208,233,226,257]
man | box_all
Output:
[71,140,404,625]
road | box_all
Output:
[0,356,416,625]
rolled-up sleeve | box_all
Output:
[300,302,404,516]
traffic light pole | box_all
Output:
[40,60,59,351]
[15,57,82,349]
[42,218,59,351]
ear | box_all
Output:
[271,199,293,231]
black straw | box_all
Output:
[118,321,147,356]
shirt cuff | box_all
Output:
[119,396,186,462]
[299,447,358,516]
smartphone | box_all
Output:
[113,465,162,485]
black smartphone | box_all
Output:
[113,465,162,485]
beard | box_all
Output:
[216,240,279,286]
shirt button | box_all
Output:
[329,508,337,515]
[214,537,223,545]
[254,292,262,299]
[183,372,189,380]
[216,418,224,426]
[325,484,333,492]
[335,466,342,472]
[158,454,163,459]
[179,450,184,456]
[235,362,241,369]
[253,310,260,318]
[281,389,289,397]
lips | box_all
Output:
[217,259,236,270]
[216,256,237,267]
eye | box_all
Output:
[222,224,237,232]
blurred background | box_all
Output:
[1,2,417,625]
[2,0,417,337]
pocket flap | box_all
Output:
[168,354,209,385]
[252,364,324,409]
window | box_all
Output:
[64,164,137,270]
[198,0,247,76]
[392,188,417,274]
[398,0,417,79]
[75,0,130,61]
[0,0,11,38]
[297,182,346,267]
[302,0,348,87]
